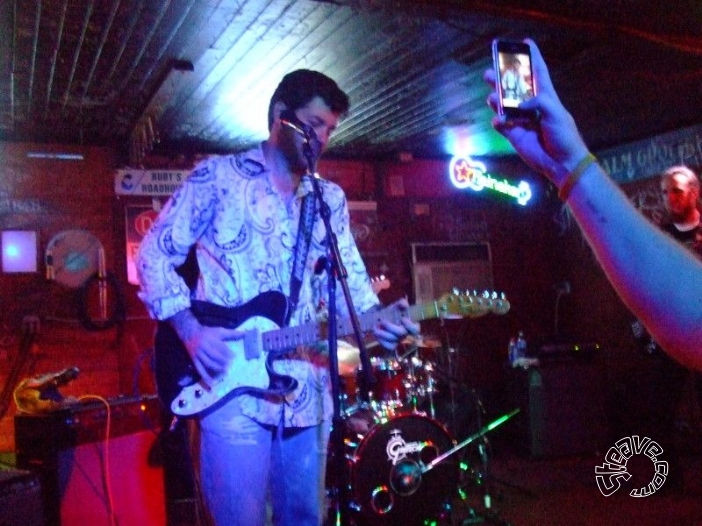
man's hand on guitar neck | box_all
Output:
[168,308,243,386]
[372,298,421,351]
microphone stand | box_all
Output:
[295,125,373,526]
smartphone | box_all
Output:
[492,39,536,119]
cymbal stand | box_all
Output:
[434,323,511,525]
[445,344,458,434]
[424,359,437,419]
[399,344,437,417]
[460,394,512,526]
[428,319,459,433]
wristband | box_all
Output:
[558,153,597,201]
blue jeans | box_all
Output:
[199,410,330,526]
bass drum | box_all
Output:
[346,412,458,525]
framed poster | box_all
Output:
[125,205,159,285]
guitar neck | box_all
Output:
[346,301,440,334]
[261,301,442,353]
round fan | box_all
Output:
[45,229,103,288]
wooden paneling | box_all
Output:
[0,140,677,456]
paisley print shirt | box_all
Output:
[136,145,379,428]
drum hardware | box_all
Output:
[326,409,520,526]
[402,355,438,416]
[335,412,459,526]
[457,396,514,526]
[337,339,362,377]
[459,386,534,526]
[332,322,520,525]
[337,332,445,422]
[412,338,520,526]
[388,409,520,498]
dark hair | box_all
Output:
[267,69,350,130]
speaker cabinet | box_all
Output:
[509,361,607,458]
[15,395,165,526]
[0,468,44,526]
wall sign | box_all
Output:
[598,123,702,183]
[114,169,187,196]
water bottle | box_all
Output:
[508,337,518,366]
[516,331,527,361]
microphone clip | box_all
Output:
[279,109,322,161]
[279,108,324,192]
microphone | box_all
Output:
[14,367,80,412]
[280,109,322,169]
[26,367,80,396]
[280,109,312,138]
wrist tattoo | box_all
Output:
[168,309,199,340]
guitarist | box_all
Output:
[136,70,418,526]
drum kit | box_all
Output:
[338,336,443,420]
[328,336,518,526]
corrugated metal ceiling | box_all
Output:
[2,0,702,164]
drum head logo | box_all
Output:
[386,428,427,465]
[595,436,667,497]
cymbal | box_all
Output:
[401,335,442,349]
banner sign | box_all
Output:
[115,169,187,196]
[597,123,702,183]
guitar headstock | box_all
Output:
[436,290,511,318]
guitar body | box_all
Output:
[155,291,295,416]
[155,288,511,417]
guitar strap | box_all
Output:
[287,175,316,325]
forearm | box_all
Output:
[167,308,201,343]
[565,162,702,368]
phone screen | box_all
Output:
[492,40,536,118]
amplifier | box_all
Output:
[537,341,600,364]
[508,362,607,457]
[15,394,166,526]
[15,394,162,453]
[0,468,44,526]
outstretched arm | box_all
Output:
[485,39,702,370]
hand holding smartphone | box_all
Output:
[492,39,537,120]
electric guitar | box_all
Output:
[155,289,510,417]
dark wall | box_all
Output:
[328,156,569,417]
[0,142,155,452]
[1,141,690,453]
